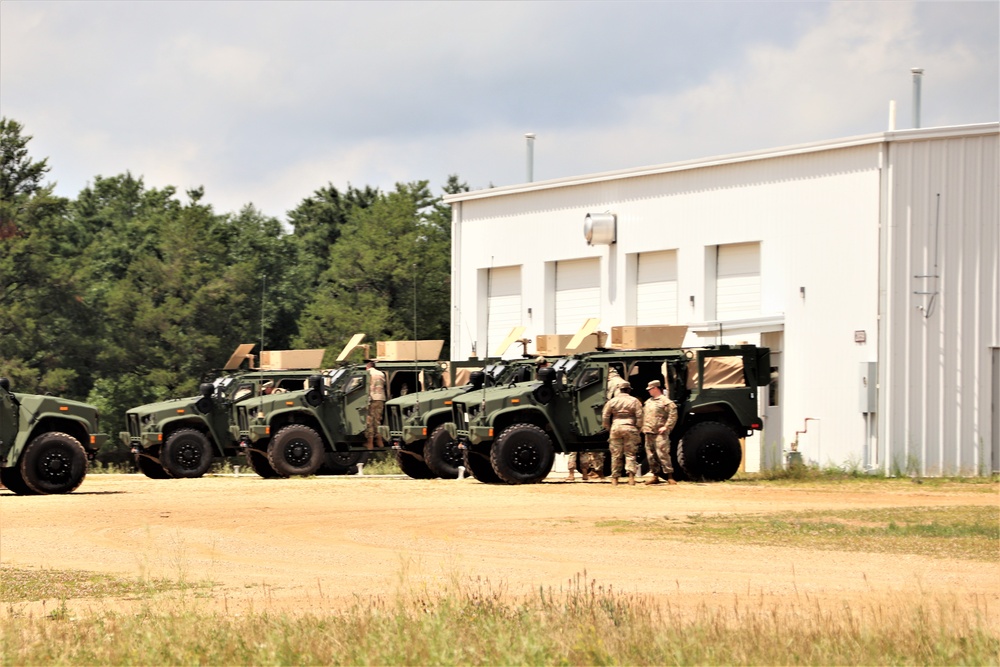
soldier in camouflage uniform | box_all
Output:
[601,382,644,486]
[642,380,678,485]
[606,367,628,399]
[365,360,388,449]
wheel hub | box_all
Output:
[40,451,69,480]
[176,443,201,468]
[510,442,540,474]
[285,440,312,466]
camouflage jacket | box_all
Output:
[642,395,678,434]
[602,394,644,430]
[368,367,387,401]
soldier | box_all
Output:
[606,367,628,399]
[601,382,644,486]
[565,452,579,482]
[365,359,388,449]
[534,355,549,378]
[642,380,678,485]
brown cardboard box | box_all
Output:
[259,349,326,370]
[535,332,608,355]
[376,340,444,361]
[609,325,688,349]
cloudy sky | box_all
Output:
[2,1,997,221]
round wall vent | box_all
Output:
[583,213,616,245]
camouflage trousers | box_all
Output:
[366,400,385,442]
[609,423,640,478]
[567,452,606,474]
[643,432,673,476]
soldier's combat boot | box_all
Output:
[645,475,661,485]
[365,436,374,450]
[565,471,575,482]
[376,433,385,448]
[667,475,677,485]
[611,476,619,487]
[628,472,636,486]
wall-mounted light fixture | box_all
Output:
[583,213,616,245]
[689,295,695,307]
[799,286,806,299]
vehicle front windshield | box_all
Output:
[486,363,506,379]
[325,368,347,389]
[213,376,234,397]
[552,359,578,376]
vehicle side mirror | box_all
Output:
[0,377,9,391]
[195,383,215,413]
[469,371,485,390]
[305,375,324,407]
[200,383,214,398]
[533,367,556,405]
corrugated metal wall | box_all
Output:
[881,131,1000,476]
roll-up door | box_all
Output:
[555,258,600,334]
[487,266,522,357]
[636,250,678,325]
[716,242,760,320]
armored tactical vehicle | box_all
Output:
[120,345,326,479]
[1,377,107,495]
[239,336,447,478]
[450,328,770,484]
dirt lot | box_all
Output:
[2,473,998,625]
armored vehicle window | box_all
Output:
[344,375,365,394]
[325,369,346,387]
[233,384,255,402]
[576,366,602,389]
[624,360,667,402]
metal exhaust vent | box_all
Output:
[583,213,616,245]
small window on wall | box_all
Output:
[636,250,678,325]
[716,242,760,320]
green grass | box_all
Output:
[598,505,1000,561]
[1,573,995,665]
[0,566,209,604]
[362,451,402,475]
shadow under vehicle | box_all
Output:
[120,345,327,479]
[238,336,447,478]
[449,330,770,484]
[1,377,108,495]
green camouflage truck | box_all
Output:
[238,338,447,478]
[381,359,539,479]
[120,345,325,479]
[450,344,770,484]
[1,377,107,495]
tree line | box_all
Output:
[0,118,466,458]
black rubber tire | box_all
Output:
[2,465,39,495]
[136,452,172,479]
[19,432,88,494]
[319,451,369,475]
[491,423,555,484]
[396,443,436,479]
[246,448,280,478]
[677,421,743,481]
[267,424,324,477]
[423,425,464,479]
[463,444,502,484]
[160,428,214,478]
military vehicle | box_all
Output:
[379,324,608,479]
[1,377,107,495]
[120,345,326,479]
[239,336,447,478]
[449,327,770,484]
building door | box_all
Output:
[716,242,761,320]
[760,331,783,471]
[487,266,522,358]
[555,258,600,334]
[636,250,678,325]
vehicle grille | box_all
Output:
[387,405,402,432]
[452,401,468,432]
[127,414,141,438]
[236,405,249,432]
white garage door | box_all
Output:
[556,258,600,334]
[487,266,522,357]
[636,250,678,325]
[716,242,760,320]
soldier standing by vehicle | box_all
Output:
[642,380,678,485]
[601,382,644,486]
[365,360,388,449]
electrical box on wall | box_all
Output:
[859,362,877,413]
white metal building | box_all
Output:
[446,123,999,476]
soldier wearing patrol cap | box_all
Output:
[601,381,643,486]
[642,379,678,485]
[365,359,387,449]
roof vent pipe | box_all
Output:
[524,133,536,182]
[911,68,924,129]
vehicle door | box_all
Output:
[0,388,17,450]
[342,369,369,436]
[572,362,608,436]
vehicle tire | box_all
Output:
[491,423,555,484]
[423,425,464,479]
[463,444,502,484]
[160,428,213,478]
[246,448,280,478]
[19,432,88,494]
[267,424,324,477]
[136,452,173,479]
[319,451,369,475]
[396,443,436,479]
[677,421,743,481]
[1,466,39,495]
